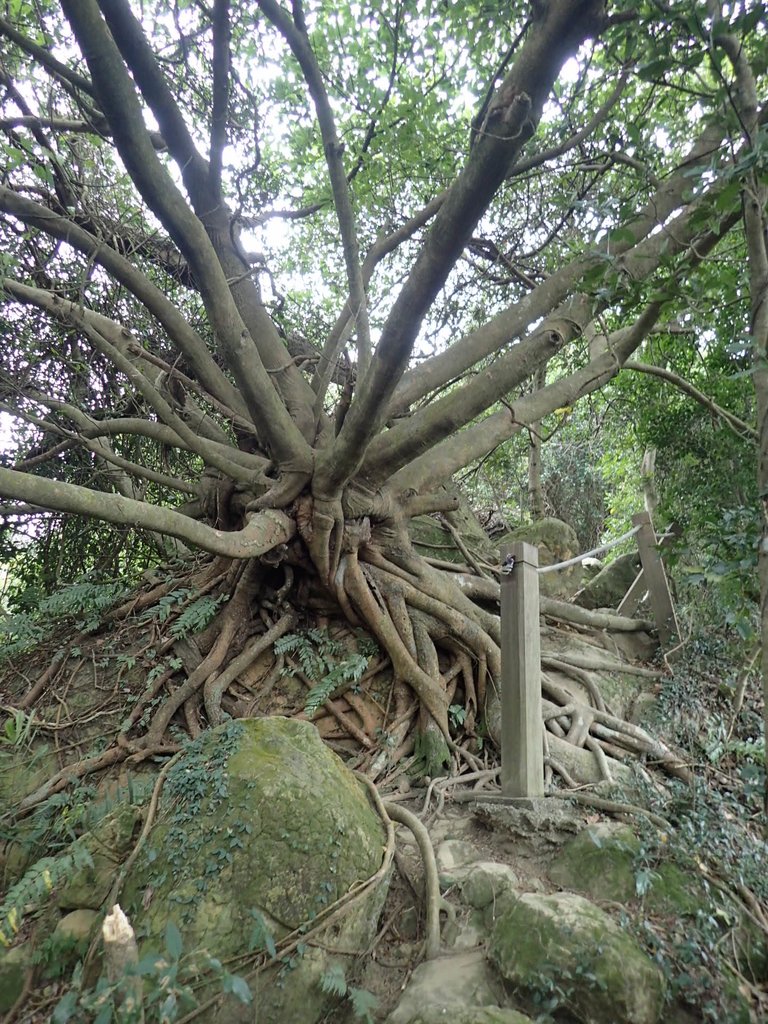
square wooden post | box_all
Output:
[500,541,544,799]
[632,511,680,649]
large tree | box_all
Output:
[0,0,765,773]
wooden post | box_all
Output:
[500,542,544,799]
[632,511,679,649]
[618,524,680,616]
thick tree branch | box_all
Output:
[61,0,313,478]
[2,280,263,486]
[316,0,609,496]
[390,307,663,494]
[0,188,249,423]
[623,361,757,441]
[258,0,372,382]
[389,117,732,416]
[209,0,231,195]
[95,0,317,441]
[363,297,592,483]
[0,466,295,558]
[392,204,741,493]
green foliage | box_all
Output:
[247,908,277,957]
[136,723,247,927]
[0,844,94,946]
[275,628,378,715]
[168,593,229,639]
[0,577,127,661]
[52,915,252,1023]
[520,940,608,1019]
[0,707,36,748]
[318,962,378,1023]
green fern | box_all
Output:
[318,965,378,1022]
[0,845,94,946]
[349,986,378,1022]
[0,579,126,660]
[138,588,192,624]
[170,593,229,639]
[274,629,377,715]
[319,964,347,997]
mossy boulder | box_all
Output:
[575,551,640,610]
[548,823,711,917]
[402,1008,534,1024]
[548,822,640,902]
[498,518,582,599]
[386,950,507,1024]
[489,891,666,1024]
[459,862,520,910]
[122,717,389,1024]
[0,942,32,1012]
[56,804,143,910]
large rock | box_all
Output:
[575,551,640,610]
[0,943,32,1013]
[399,1008,533,1024]
[548,822,639,901]
[385,950,508,1023]
[498,518,582,599]
[489,891,666,1024]
[56,804,143,910]
[122,717,390,1024]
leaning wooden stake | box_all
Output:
[500,542,544,799]
[631,511,680,650]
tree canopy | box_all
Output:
[0,0,766,769]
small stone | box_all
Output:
[460,862,519,910]
[54,908,100,944]
[435,840,480,887]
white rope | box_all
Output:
[537,524,642,574]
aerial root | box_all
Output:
[542,676,691,782]
[381,797,445,960]
[204,609,297,726]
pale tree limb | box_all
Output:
[0,466,296,558]
[389,117,731,415]
[623,361,756,441]
[0,186,249,420]
[93,0,317,442]
[257,0,372,386]
[315,0,609,496]
[2,280,260,486]
[60,0,313,477]
[392,202,742,494]
[363,297,591,482]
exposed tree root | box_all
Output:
[381,798,444,959]
[4,518,692,828]
[546,789,672,831]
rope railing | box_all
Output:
[537,524,642,574]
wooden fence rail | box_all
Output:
[499,512,678,800]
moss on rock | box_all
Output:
[499,518,582,599]
[405,1009,534,1024]
[490,891,666,1024]
[122,717,389,1024]
[548,822,640,902]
